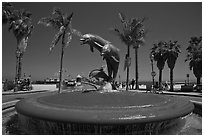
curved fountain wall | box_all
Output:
[15,91,194,135]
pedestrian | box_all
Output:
[153,82,159,92]
[131,79,135,89]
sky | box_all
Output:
[2,2,202,82]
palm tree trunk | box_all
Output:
[196,77,201,92]
[14,48,23,92]
[135,47,138,90]
[197,77,201,85]
[58,32,65,93]
[18,53,23,82]
[159,69,162,90]
[126,45,130,91]
[14,49,20,92]
[170,68,174,92]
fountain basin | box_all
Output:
[15,92,194,134]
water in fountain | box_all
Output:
[17,113,188,135]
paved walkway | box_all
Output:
[162,91,202,97]
[128,89,201,96]
[162,90,202,95]
[2,89,56,95]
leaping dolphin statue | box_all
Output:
[80,33,120,82]
[89,67,110,82]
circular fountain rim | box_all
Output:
[15,91,194,124]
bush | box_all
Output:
[3,81,15,91]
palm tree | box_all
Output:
[132,22,146,90]
[7,9,34,92]
[38,8,73,93]
[112,12,146,90]
[150,41,167,90]
[165,40,181,91]
[185,36,202,88]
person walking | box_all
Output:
[131,79,135,89]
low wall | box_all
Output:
[32,84,57,91]
[191,101,202,116]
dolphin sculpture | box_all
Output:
[89,67,110,82]
[80,34,120,82]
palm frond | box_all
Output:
[189,60,195,70]
[52,7,63,17]
[185,53,192,62]
[2,2,13,10]
[129,17,145,37]
[7,10,18,23]
[118,12,126,24]
[185,36,202,75]
[151,41,168,61]
[7,8,33,44]
[6,8,34,52]
[49,26,65,52]
[165,40,181,58]
[64,12,73,27]
[118,12,128,29]
[52,7,64,24]
[38,9,65,30]
[8,20,15,31]
[38,16,61,29]
[26,25,34,38]
[2,2,13,24]
[39,8,74,54]
[112,13,147,49]
[135,37,145,46]
[21,9,32,18]
[71,28,82,37]
[186,36,202,63]
[13,9,32,25]
[38,9,73,32]
[130,19,144,33]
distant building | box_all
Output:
[45,78,59,84]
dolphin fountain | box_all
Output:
[15,31,195,135]
[80,33,120,90]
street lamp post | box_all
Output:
[150,54,156,87]
[187,74,190,85]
